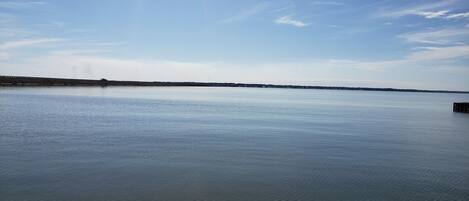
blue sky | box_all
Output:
[1,0,468,90]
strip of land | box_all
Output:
[1,75,468,94]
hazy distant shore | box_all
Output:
[1,75,468,94]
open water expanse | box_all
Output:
[1,87,469,201]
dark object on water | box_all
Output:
[453,102,469,113]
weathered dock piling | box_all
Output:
[453,102,469,113]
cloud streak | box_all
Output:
[376,1,456,18]
[377,1,469,20]
[0,52,10,61]
[407,45,469,61]
[446,12,469,19]
[220,2,270,23]
[275,15,308,27]
[415,10,449,19]
[310,1,345,6]
[398,28,469,45]
[0,1,45,8]
[0,38,64,49]
[414,10,469,19]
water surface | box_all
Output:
[1,87,469,201]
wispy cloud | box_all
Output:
[415,10,449,19]
[412,10,469,20]
[0,27,36,38]
[446,12,469,19]
[0,12,15,23]
[220,2,271,23]
[275,15,308,27]
[326,45,469,70]
[398,28,469,45]
[377,1,469,20]
[0,52,10,61]
[376,1,455,18]
[272,4,295,13]
[310,1,345,6]
[0,1,45,8]
[0,38,64,49]
[407,45,469,61]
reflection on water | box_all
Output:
[1,87,469,201]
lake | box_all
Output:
[1,87,469,201]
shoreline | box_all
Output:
[1,75,468,94]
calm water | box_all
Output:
[1,87,469,201]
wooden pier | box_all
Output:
[453,102,469,113]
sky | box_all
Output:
[0,0,468,90]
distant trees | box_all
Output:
[99,78,108,86]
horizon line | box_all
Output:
[1,75,468,94]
